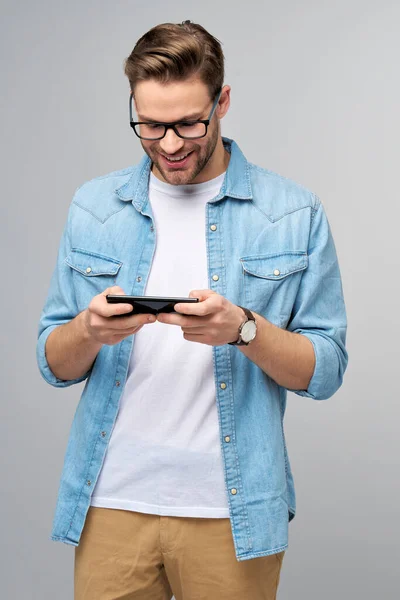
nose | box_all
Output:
[159,127,185,156]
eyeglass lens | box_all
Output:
[135,122,207,140]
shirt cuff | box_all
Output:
[293,331,344,400]
[36,324,89,388]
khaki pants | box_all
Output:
[75,507,285,600]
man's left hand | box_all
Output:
[156,290,245,346]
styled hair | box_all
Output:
[124,21,224,99]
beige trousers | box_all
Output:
[74,506,285,600]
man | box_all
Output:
[37,20,348,600]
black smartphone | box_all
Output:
[106,295,200,315]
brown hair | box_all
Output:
[124,21,224,99]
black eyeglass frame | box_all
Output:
[129,89,222,140]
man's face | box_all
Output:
[133,78,222,185]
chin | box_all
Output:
[156,165,194,185]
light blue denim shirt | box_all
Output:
[37,137,348,561]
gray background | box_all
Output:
[1,0,399,598]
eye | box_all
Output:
[179,121,198,128]
[147,123,163,129]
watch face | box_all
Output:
[241,320,257,343]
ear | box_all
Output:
[217,85,231,120]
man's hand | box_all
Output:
[156,290,245,346]
[83,286,157,346]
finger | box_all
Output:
[108,313,157,330]
[189,289,216,301]
[99,286,136,317]
[111,323,144,340]
[175,289,218,315]
[90,301,156,328]
[174,299,214,316]
[182,332,205,343]
[91,293,134,318]
[181,325,206,333]
[101,285,126,297]
[157,313,203,326]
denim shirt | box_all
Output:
[37,137,348,561]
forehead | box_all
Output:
[134,78,210,121]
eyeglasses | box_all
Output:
[129,90,222,140]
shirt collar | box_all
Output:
[115,137,253,210]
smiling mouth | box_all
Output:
[160,151,193,162]
[159,150,194,168]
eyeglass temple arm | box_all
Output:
[129,92,134,122]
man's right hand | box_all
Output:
[82,286,157,346]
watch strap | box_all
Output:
[228,306,256,346]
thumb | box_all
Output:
[102,286,126,296]
[189,289,216,301]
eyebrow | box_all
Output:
[137,111,204,123]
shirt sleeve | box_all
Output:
[287,197,348,400]
[36,202,91,388]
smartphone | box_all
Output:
[106,295,200,315]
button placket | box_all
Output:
[208,204,239,506]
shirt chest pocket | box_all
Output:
[240,251,308,326]
[65,248,123,311]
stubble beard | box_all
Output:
[142,122,219,186]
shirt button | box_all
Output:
[224,436,231,443]
[210,224,217,231]
[231,488,237,495]
[86,267,92,274]
[212,275,219,281]
[273,269,280,276]
[136,276,142,282]
[220,382,227,390]
[87,480,91,486]
[150,225,154,232]
[101,431,107,438]
[115,380,121,387]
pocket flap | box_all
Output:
[65,248,122,276]
[240,252,308,280]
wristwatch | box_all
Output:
[228,306,257,346]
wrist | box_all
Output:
[228,306,257,346]
[79,310,100,348]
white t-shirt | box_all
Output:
[91,171,230,518]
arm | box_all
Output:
[36,200,155,387]
[253,198,348,399]
[45,290,157,382]
[36,203,89,387]
[238,313,315,391]
[37,202,156,386]
[161,198,347,400]
[44,310,103,381]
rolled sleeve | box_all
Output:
[288,198,348,400]
[36,201,91,388]
[36,324,89,387]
